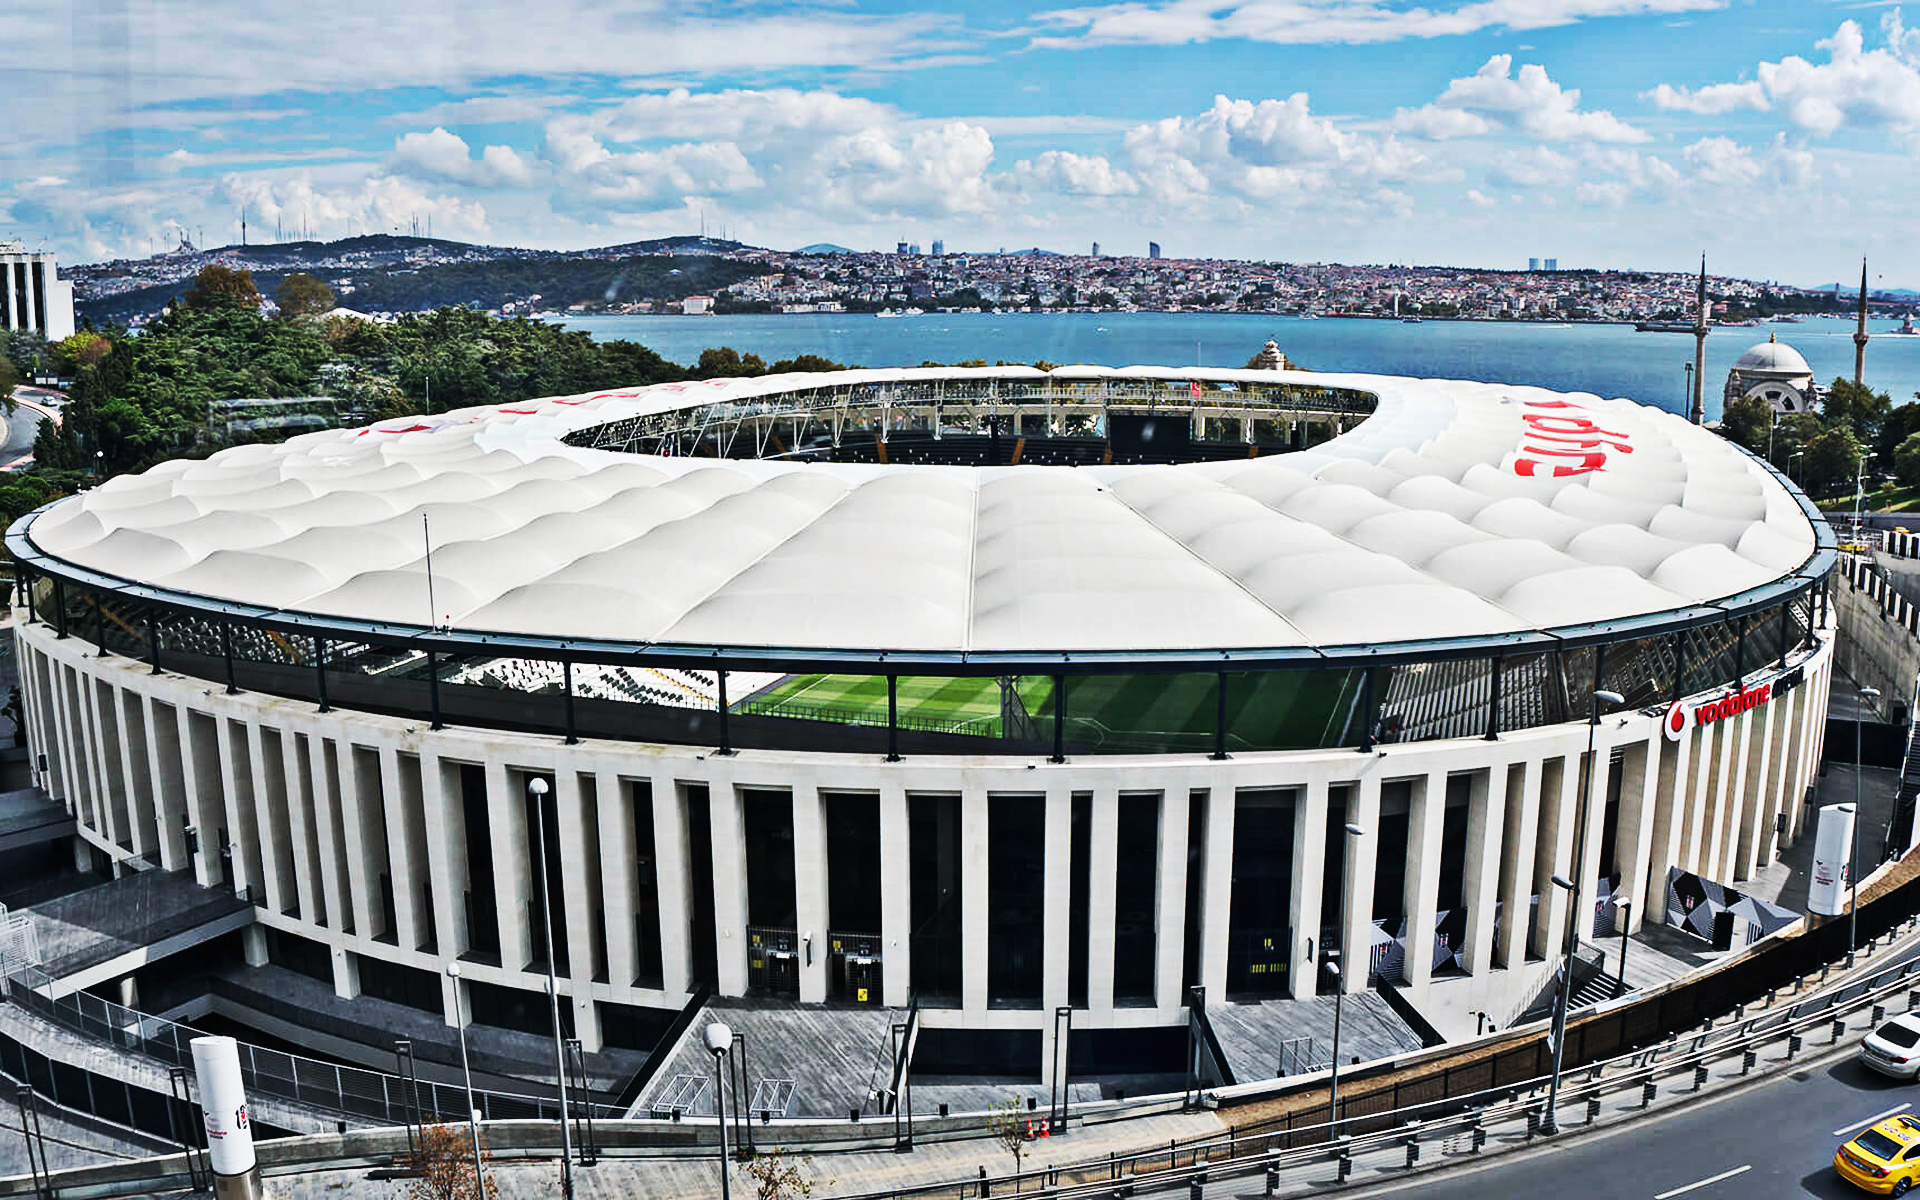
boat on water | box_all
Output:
[1401,317,1422,323]
[876,309,903,318]
[1894,313,1920,336]
[1634,321,1698,333]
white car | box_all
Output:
[1861,1014,1920,1080]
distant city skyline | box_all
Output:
[2,0,1915,282]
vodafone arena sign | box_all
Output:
[1664,664,1806,742]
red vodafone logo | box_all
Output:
[1663,700,1690,742]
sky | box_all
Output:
[1,0,1914,283]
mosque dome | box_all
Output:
[1731,336,1811,377]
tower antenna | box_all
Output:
[1690,255,1707,425]
[1855,256,1871,386]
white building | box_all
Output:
[1724,334,1819,414]
[6,365,1835,1073]
[0,243,76,342]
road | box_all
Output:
[1363,943,1920,1200]
[1,386,59,468]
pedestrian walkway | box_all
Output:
[241,901,1920,1200]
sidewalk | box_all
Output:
[233,912,1920,1200]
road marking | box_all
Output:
[1836,1106,1911,1137]
[1653,1165,1751,1199]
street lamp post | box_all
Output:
[1787,451,1805,489]
[526,776,574,1199]
[1852,686,1882,966]
[1326,821,1365,1134]
[1683,361,1693,415]
[1613,897,1633,997]
[705,1023,734,1200]
[445,962,485,1198]
[1543,687,1625,1134]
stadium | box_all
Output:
[4,362,1837,1100]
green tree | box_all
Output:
[1823,378,1892,449]
[985,1099,1031,1175]
[0,357,15,404]
[1895,432,1920,490]
[1880,401,1920,462]
[741,1147,828,1200]
[275,272,336,320]
[49,331,110,374]
[1804,424,1864,499]
[696,346,767,377]
[1718,394,1772,455]
[181,263,262,312]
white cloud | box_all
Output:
[1397,55,1648,142]
[1390,106,1493,139]
[1682,136,1761,186]
[596,88,895,145]
[1466,187,1496,206]
[1646,14,1920,138]
[391,128,536,187]
[1010,150,1141,196]
[1643,80,1768,115]
[1486,145,1577,187]
[1121,93,1423,205]
[1028,0,1727,50]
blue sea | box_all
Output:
[560,312,1920,423]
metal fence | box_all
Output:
[3,964,623,1127]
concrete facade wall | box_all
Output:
[11,609,1835,1072]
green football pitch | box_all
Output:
[735,669,1370,752]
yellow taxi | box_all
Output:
[1837,1113,1920,1194]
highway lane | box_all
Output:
[1348,946,1920,1199]
[1,386,58,466]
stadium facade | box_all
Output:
[7,365,1835,1071]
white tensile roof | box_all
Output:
[25,366,1819,654]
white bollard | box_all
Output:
[191,1036,264,1200]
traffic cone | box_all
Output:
[1040,1120,1050,1138]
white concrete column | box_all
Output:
[1,259,14,329]
[1086,787,1120,1012]
[484,762,532,970]
[306,738,353,938]
[331,947,360,1000]
[1154,787,1190,1010]
[244,724,285,914]
[1532,757,1576,959]
[878,783,911,1008]
[792,783,829,1004]
[1706,712,1750,882]
[709,782,750,997]
[1401,773,1446,990]
[596,771,637,989]
[82,674,123,849]
[1734,704,1776,880]
[1460,767,1502,975]
[1700,721,1736,879]
[1679,723,1714,874]
[1576,743,1615,933]
[418,754,467,960]
[652,773,692,997]
[1341,775,1381,995]
[379,748,422,949]
[960,786,990,1016]
[1495,759,1541,969]
[280,731,320,923]
[212,719,250,899]
[242,925,268,967]
[1288,780,1329,999]
[1044,787,1075,1067]
[332,741,376,940]
[1613,732,1661,935]
[23,253,39,334]
[553,770,599,1050]
[1198,787,1236,1000]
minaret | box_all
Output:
[1854,257,1870,386]
[1691,255,1708,425]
